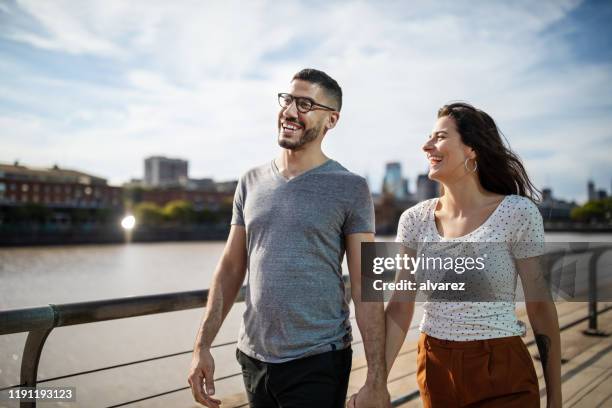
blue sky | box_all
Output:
[1,0,611,202]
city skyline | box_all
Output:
[1,1,612,202]
[3,157,604,205]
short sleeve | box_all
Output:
[342,178,375,234]
[395,209,418,249]
[510,199,545,259]
[230,176,246,226]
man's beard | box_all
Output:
[278,125,322,150]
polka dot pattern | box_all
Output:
[395,195,545,340]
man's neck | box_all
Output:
[275,146,329,179]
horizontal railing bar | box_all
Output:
[0,290,211,335]
[53,289,214,327]
[0,306,55,335]
[1,277,354,335]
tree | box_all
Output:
[570,198,612,223]
[134,202,164,226]
[162,200,195,224]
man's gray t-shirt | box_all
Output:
[231,159,374,363]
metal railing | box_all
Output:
[1,246,610,407]
[1,288,227,408]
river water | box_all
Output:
[1,232,611,407]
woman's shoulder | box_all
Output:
[396,199,437,242]
[398,198,437,224]
[497,195,544,235]
[504,195,541,216]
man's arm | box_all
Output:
[517,256,562,408]
[346,233,391,407]
[188,225,247,408]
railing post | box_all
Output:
[19,327,54,408]
[583,248,609,337]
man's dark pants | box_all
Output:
[236,347,352,408]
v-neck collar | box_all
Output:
[430,195,510,240]
[271,159,334,183]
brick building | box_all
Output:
[0,162,123,210]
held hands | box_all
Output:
[347,382,391,408]
[187,347,222,407]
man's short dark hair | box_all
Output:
[292,68,343,111]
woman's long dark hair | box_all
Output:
[438,102,541,201]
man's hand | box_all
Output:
[347,383,391,408]
[187,347,222,407]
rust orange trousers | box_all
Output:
[417,333,540,408]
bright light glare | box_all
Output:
[121,215,136,230]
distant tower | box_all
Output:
[542,188,553,202]
[144,156,188,187]
[416,173,438,201]
[382,162,405,199]
[401,178,410,198]
[587,180,596,202]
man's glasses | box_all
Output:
[278,93,336,114]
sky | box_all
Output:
[1,0,611,202]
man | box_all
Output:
[188,68,390,408]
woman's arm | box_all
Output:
[385,298,415,375]
[384,246,417,376]
[517,256,562,408]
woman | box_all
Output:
[385,103,561,407]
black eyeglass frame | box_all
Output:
[277,93,337,113]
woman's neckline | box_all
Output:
[430,195,510,240]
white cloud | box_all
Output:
[0,0,610,201]
[9,0,124,56]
